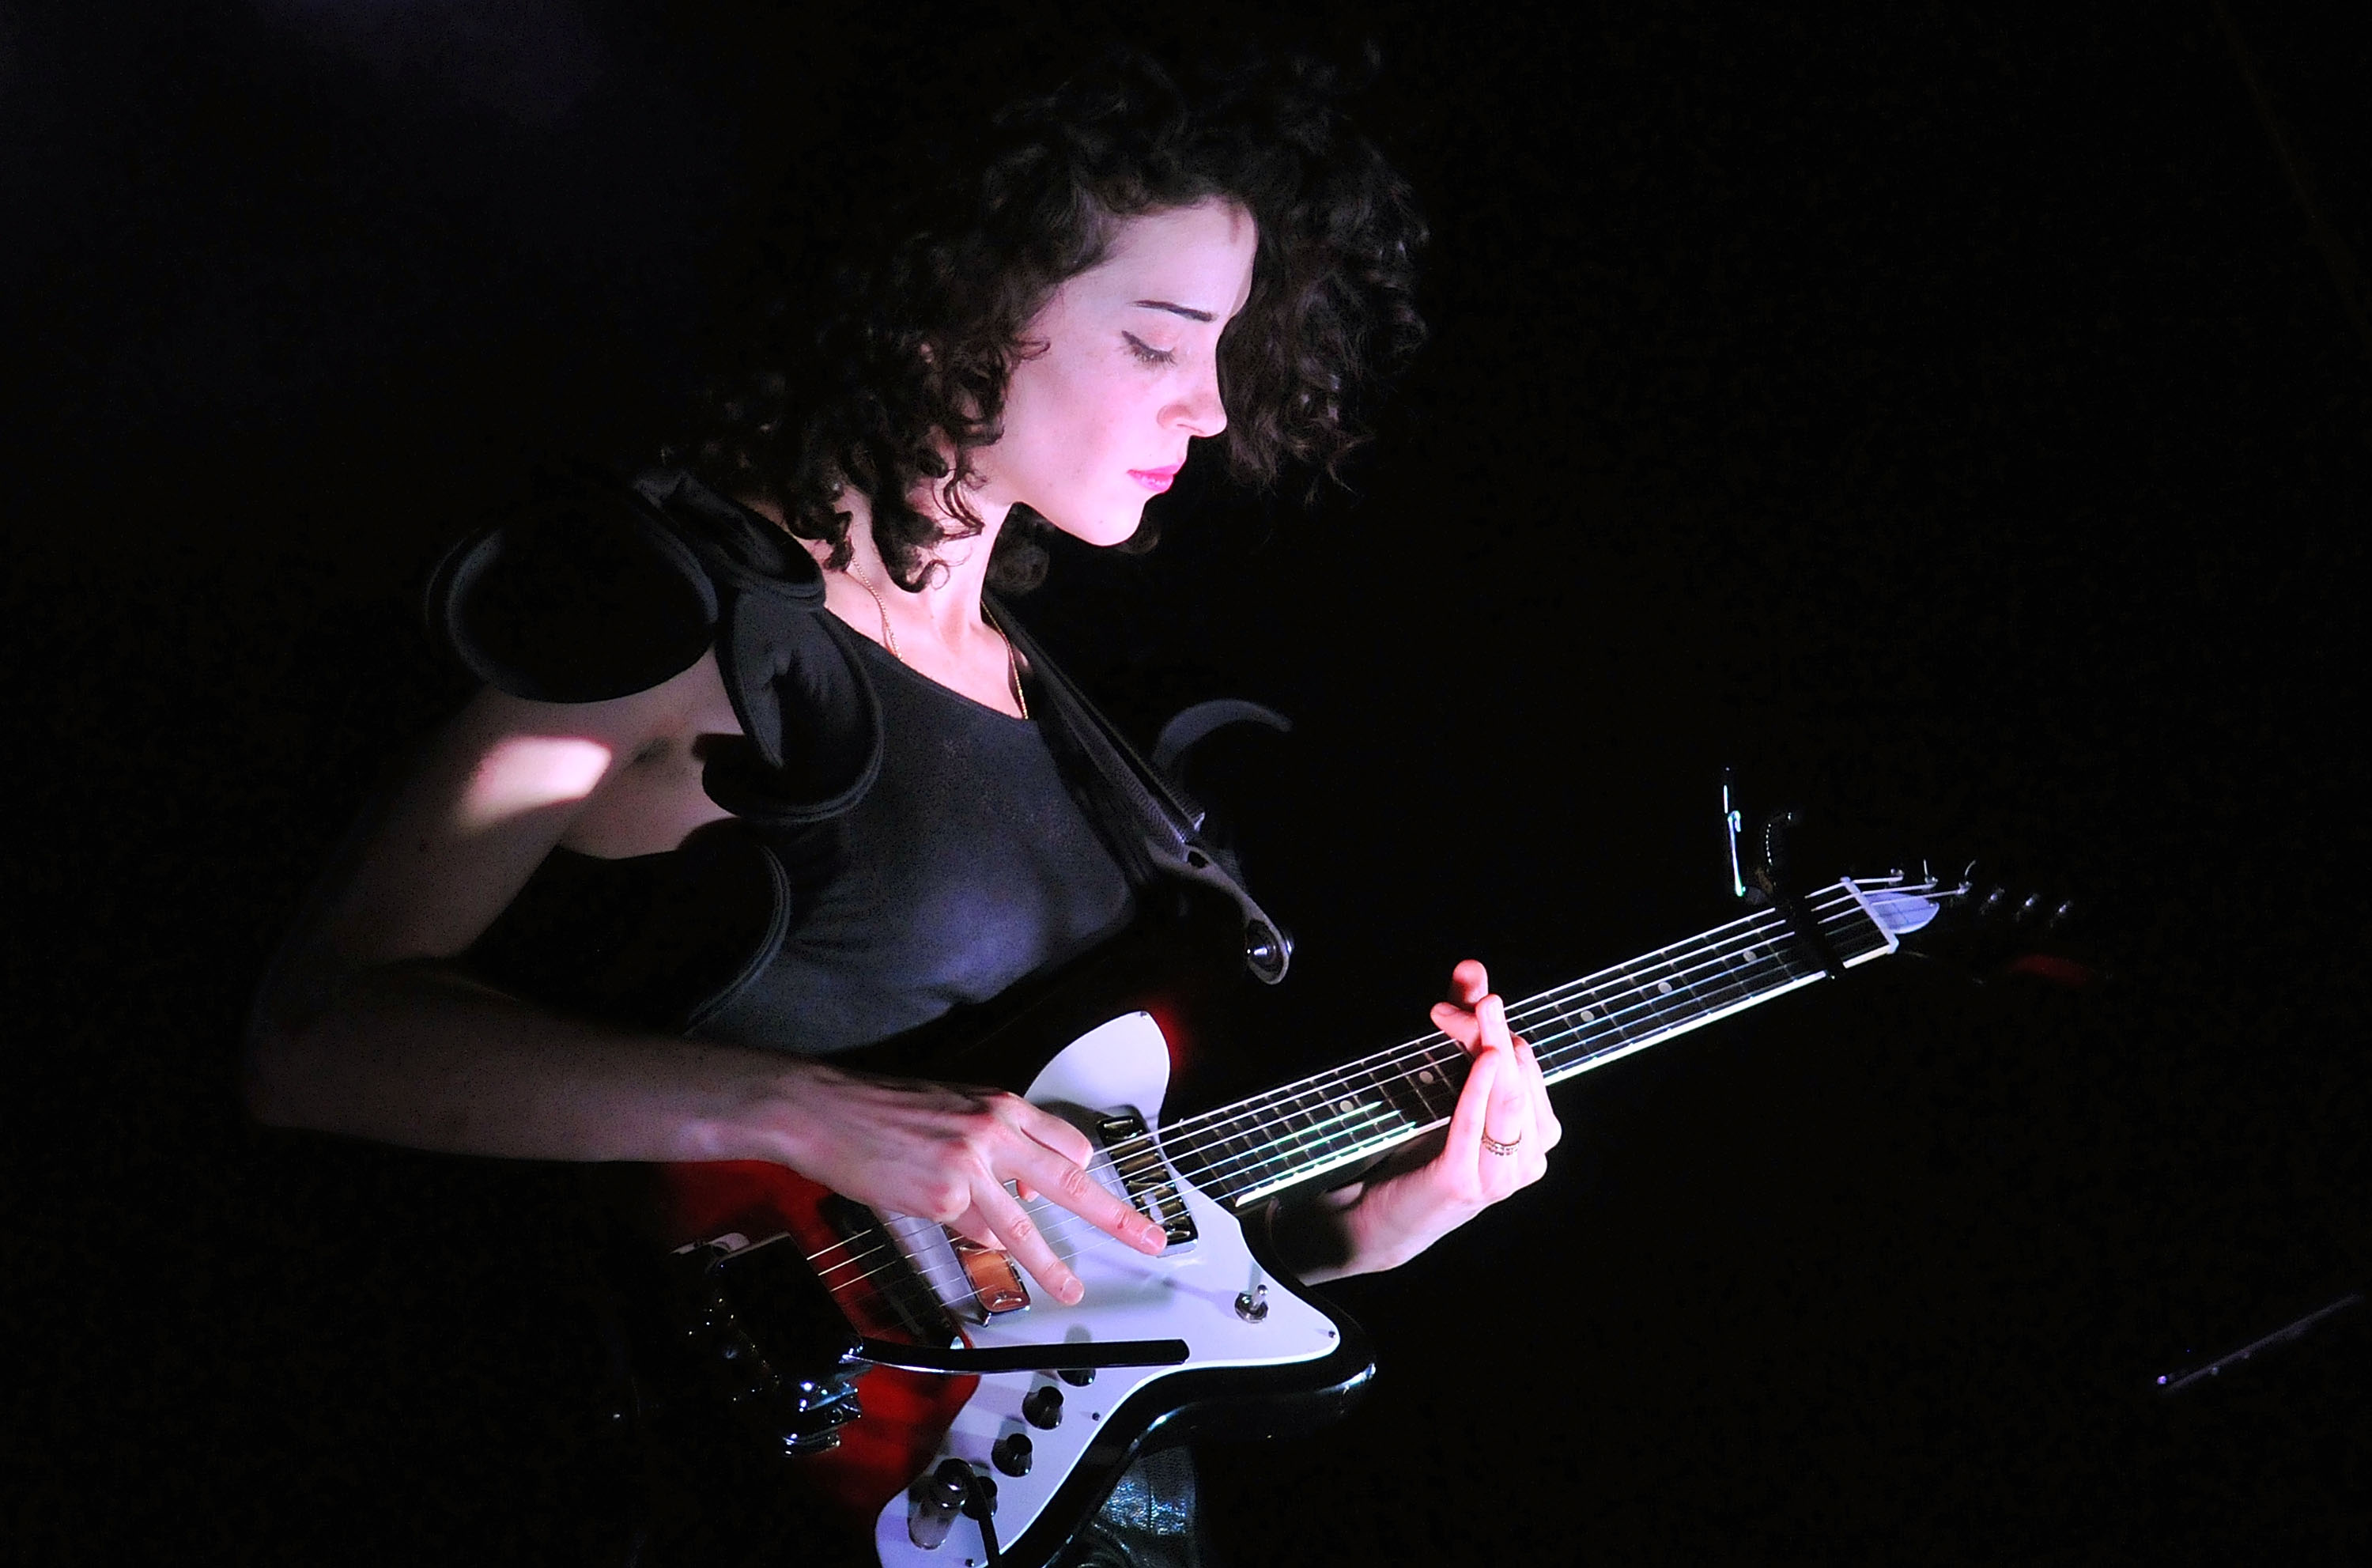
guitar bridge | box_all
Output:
[673,1230,867,1456]
[1096,1112,1198,1248]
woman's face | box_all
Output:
[975,199,1258,546]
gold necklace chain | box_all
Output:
[845,561,1028,720]
[844,559,902,660]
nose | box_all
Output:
[1167,361,1227,440]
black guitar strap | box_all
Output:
[992,603,1293,985]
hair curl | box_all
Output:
[670,45,1426,593]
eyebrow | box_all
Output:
[1131,299,1215,323]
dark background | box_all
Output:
[7,2,2366,1562]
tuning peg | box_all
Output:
[1970,886,2075,931]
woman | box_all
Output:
[246,46,1558,1562]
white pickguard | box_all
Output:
[870,1012,1342,1567]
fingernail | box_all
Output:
[1060,1277,1085,1304]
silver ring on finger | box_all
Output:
[1480,1129,1523,1158]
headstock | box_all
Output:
[1720,769,2090,984]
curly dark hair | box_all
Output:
[670,45,1426,594]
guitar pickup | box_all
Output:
[822,1196,963,1344]
[948,1235,1031,1317]
[1096,1113,1198,1248]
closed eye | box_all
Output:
[1124,333,1177,367]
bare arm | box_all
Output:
[244,661,744,1158]
[244,663,1165,1299]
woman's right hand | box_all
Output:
[247,670,1164,1305]
[738,1059,1169,1304]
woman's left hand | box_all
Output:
[1279,958,1561,1282]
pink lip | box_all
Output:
[1129,464,1183,493]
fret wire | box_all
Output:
[1184,1050,1462,1205]
[1539,936,1804,1045]
[1513,882,1888,1027]
[1180,887,1872,1200]
[1169,880,1909,1203]
[1515,889,1879,1052]
[1534,948,1820,1083]
[1220,1098,1399,1196]
[1195,930,1803,1186]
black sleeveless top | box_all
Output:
[696,633,1134,1053]
[435,468,1133,1055]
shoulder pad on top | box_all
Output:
[425,467,720,703]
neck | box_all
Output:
[839,487,1008,644]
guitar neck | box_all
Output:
[1163,878,1911,1210]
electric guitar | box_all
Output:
[644,871,1952,1566]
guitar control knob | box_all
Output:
[991,1432,1034,1477]
[907,1460,971,1551]
[1022,1385,1064,1430]
[1057,1365,1097,1388]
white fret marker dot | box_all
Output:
[1337,1098,1358,1116]
[1578,1009,1595,1022]
[1417,1069,1437,1085]
[1656,980,1672,994]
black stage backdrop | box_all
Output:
[7,3,2366,1562]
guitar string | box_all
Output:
[795,882,1907,1287]
[1109,878,1887,1177]
[1159,876,1909,1171]
[794,882,1905,1287]
[1065,896,1871,1230]
[803,914,1854,1299]
[795,890,1846,1283]
[803,915,1896,1302]
[796,882,1909,1294]
[1134,881,1899,1202]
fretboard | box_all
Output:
[1161,878,1908,1209]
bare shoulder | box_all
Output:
[560,651,742,858]
[293,652,741,977]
